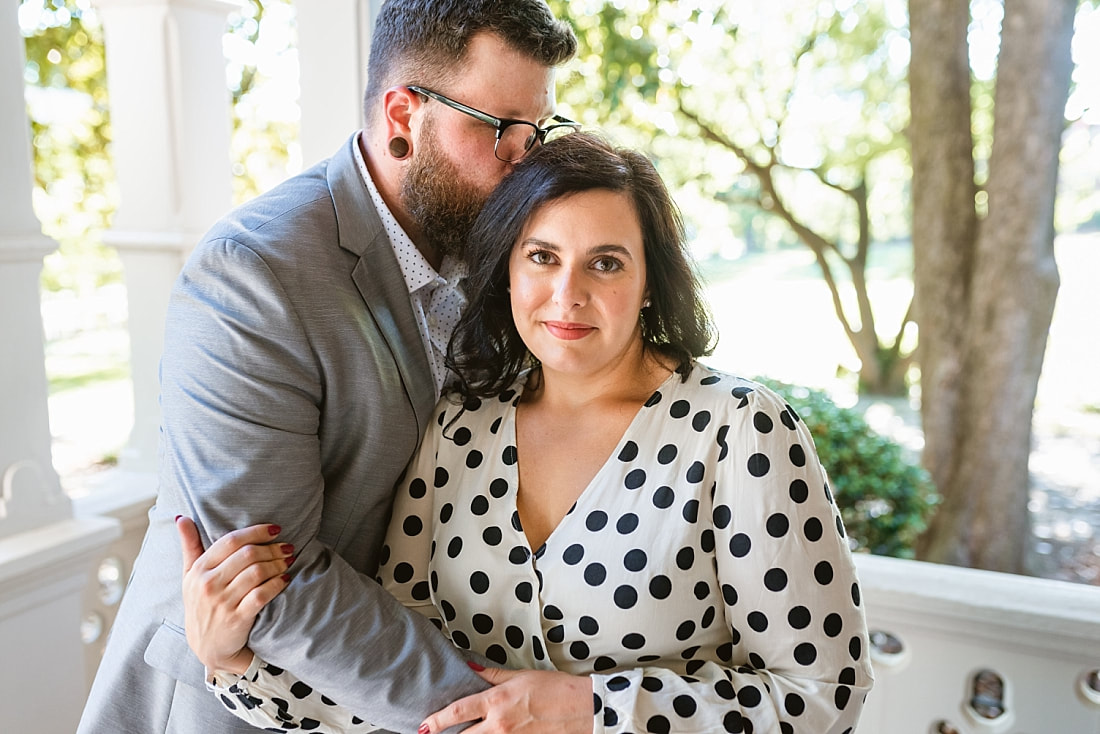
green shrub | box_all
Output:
[757,378,939,558]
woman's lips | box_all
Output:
[544,321,596,340]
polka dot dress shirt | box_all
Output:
[207,363,874,733]
[352,132,466,395]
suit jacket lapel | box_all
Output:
[327,133,436,437]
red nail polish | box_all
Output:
[282,574,291,583]
[418,724,431,734]
[467,661,485,672]
[268,525,282,536]
[174,515,182,522]
[280,544,294,554]
[285,556,296,567]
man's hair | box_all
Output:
[446,132,717,400]
[364,0,577,124]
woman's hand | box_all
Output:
[419,664,593,734]
[176,516,294,674]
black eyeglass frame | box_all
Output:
[406,85,579,162]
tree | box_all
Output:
[549,0,915,395]
[910,0,1078,572]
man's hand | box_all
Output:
[419,664,594,734]
[177,517,293,674]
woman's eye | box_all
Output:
[530,250,555,265]
[593,257,623,272]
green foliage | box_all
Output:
[22,0,119,293]
[757,377,939,558]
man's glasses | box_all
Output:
[407,85,579,162]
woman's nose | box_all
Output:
[552,267,586,308]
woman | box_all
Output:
[181,132,874,733]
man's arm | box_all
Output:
[160,237,487,731]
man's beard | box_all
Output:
[401,122,488,262]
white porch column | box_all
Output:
[294,0,377,167]
[92,0,240,473]
[0,4,121,729]
[1,0,70,539]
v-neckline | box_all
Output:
[505,369,683,555]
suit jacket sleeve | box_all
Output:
[159,235,487,733]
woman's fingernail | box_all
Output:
[268,524,282,536]
[280,544,294,554]
[418,724,431,734]
[467,661,485,672]
[174,515,182,522]
[285,556,296,567]
[282,574,291,583]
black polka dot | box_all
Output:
[451,630,470,649]
[686,461,705,483]
[469,571,490,593]
[645,390,663,407]
[824,613,843,637]
[625,468,646,489]
[586,511,608,531]
[579,615,599,635]
[849,635,863,660]
[452,427,472,446]
[852,582,862,607]
[546,625,565,643]
[788,606,811,629]
[439,503,453,523]
[675,620,696,640]
[482,526,502,546]
[789,443,806,466]
[785,692,806,716]
[764,568,788,591]
[748,611,768,632]
[505,625,524,648]
[693,581,710,600]
[485,645,507,664]
[789,479,809,503]
[614,585,638,609]
[670,400,690,418]
[464,450,483,469]
[753,411,773,433]
[713,504,732,528]
[682,499,700,523]
[624,548,648,571]
[470,495,489,516]
[607,675,631,691]
[649,575,672,599]
[657,444,678,464]
[647,714,671,733]
[715,678,735,700]
[642,676,663,692]
[747,453,770,477]
[617,513,640,533]
[402,515,422,536]
[673,695,697,717]
[835,685,852,710]
[563,543,584,565]
[594,656,617,672]
[738,684,762,707]
[514,582,532,602]
[408,478,427,499]
[721,584,738,606]
[434,467,449,488]
[618,441,639,461]
[729,533,751,557]
[692,411,711,431]
[653,486,675,508]
[502,445,517,465]
[676,547,695,570]
[440,599,456,621]
[569,641,590,660]
[584,563,607,586]
[392,562,413,583]
[290,681,313,699]
[814,560,834,585]
[489,478,508,498]
[447,537,462,558]
[508,546,530,564]
[472,614,494,634]
[701,528,715,553]
[544,604,564,620]
[794,642,817,665]
[804,517,823,541]
[623,632,647,649]
[766,513,790,537]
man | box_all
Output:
[77,2,577,731]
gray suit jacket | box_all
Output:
[78,135,487,733]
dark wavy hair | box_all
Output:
[447,132,717,400]
[364,0,577,125]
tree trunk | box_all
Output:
[912,0,1077,572]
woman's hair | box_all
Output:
[447,132,717,399]
[364,0,577,125]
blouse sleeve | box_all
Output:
[590,382,874,734]
[203,401,454,731]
